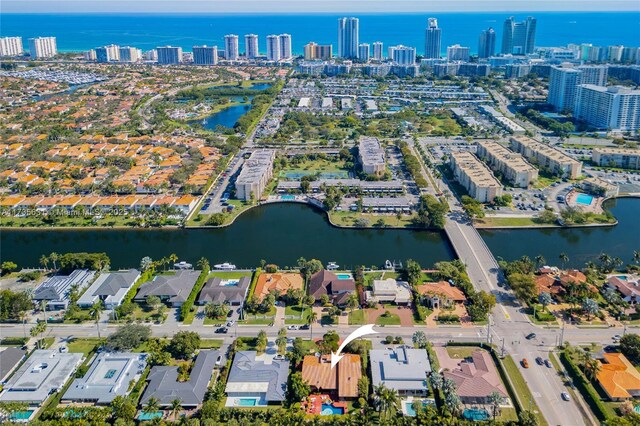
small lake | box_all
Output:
[189,102,252,130]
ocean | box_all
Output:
[1,12,639,55]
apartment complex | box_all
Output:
[449,151,503,203]
[510,136,582,178]
[358,136,386,176]
[501,16,536,55]
[119,46,142,63]
[548,65,609,112]
[0,36,24,56]
[424,17,442,59]
[96,44,120,62]
[193,45,218,65]
[478,28,496,59]
[266,35,281,61]
[244,34,259,59]
[303,42,332,60]
[447,44,471,62]
[235,150,276,201]
[575,85,640,132]
[28,36,57,59]
[338,17,359,59]
[224,34,239,60]
[476,140,538,188]
[156,46,183,64]
[592,147,640,169]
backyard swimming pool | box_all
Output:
[238,398,258,407]
[10,410,34,421]
[219,279,239,287]
[336,273,353,279]
[463,408,489,421]
[576,193,594,205]
[320,404,344,415]
[137,411,163,420]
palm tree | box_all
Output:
[559,252,569,269]
[306,310,318,340]
[197,257,210,271]
[169,398,182,420]
[275,336,287,355]
[168,253,178,269]
[346,292,359,317]
[488,391,504,421]
[534,255,545,268]
[39,255,49,271]
[49,252,59,270]
[90,300,104,341]
[143,397,160,415]
[30,321,47,349]
[584,358,601,382]
[373,383,399,421]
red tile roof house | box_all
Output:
[443,350,508,404]
[308,270,356,306]
[606,275,640,305]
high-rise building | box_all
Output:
[424,18,442,59]
[156,46,183,64]
[193,45,218,65]
[478,28,496,59]
[119,46,141,63]
[337,17,359,59]
[84,50,96,61]
[279,34,292,59]
[502,16,537,55]
[266,35,281,61]
[578,65,608,86]
[388,46,397,60]
[143,50,158,62]
[587,46,606,62]
[575,85,640,131]
[548,66,582,112]
[0,37,23,56]
[95,44,120,63]
[608,45,624,63]
[244,34,259,59]
[372,42,384,61]
[224,34,239,60]
[28,37,57,59]
[303,42,332,60]
[392,45,416,65]
[446,44,470,62]
[358,43,370,62]
[621,47,640,64]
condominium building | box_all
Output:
[358,43,370,62]
[502,16,536,55]
[156,46,183,64]
[510,136,582,178]
[84,49,96,61]
[192,45,218,65]
[425,18,442,59]
[95,44,120,63]
[279,34,292,59]
[609,45,624,63]
[548,65,609,112]
[28,36,57,59]
[266,35,281,61]
[591,147,640,169]
[575,85,640,132]
[478,28,496,59]
[0,37,23,56]
[235,150,276,201]
[358,136,386,176]
[449,151,503,203]
[119,46,141,63]
[446,44,470,62]
[303,42,332,60]
[224,34,239,60]
[392,45,416,65]
[476,140,538,188]
[372,42,384,60]
[244,34,259,59]
[338,17,359,59]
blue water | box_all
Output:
[337,273,352,279]
[576,193,594,205]
[10,410,34,420]
[189,103,252,130]
[238,398,258,406]
[320,404,344,415]
[463,408,490,421]
[1,13,638,55]
[137,411,163,420]
[280,195,296,200]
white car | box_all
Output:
[59,346,68,353]
[215,355,223,366]
[287,325,299,330]
[561,392,571,401]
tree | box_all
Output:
[488,391,504,420]
[297,257,323,280]
[287,372,310,403]
[49,252,59,270]
[620,334,640,361]
[143,397,160,415]
[508,273,537,304]
[256,330,268,353]
[373,383,399,422]
[140,256,153,272]
[169,398,182,421]
[538,292,553,311]
[39,255,49,270]
[276,335,287,355]
[0,261,17,275]
[197,257,210,271]
[30,321,47,349]
[319,330,340,354]
[559,252,569,269]
[90,300,104,341]
[582,298,599,321]
[534,255,546,268]
[170,331,201,359]
[346,292,359,315]
[429,371,443,391]
[583,358,601,382]
[106,324,151,351]
[442,378,461,414]
[204,302,227,319]
[404,259,422,286]
[111,396,136,422]
[0,402,29,419]
[357,376,370,399]
[320,294,330,306]
[306,310,318,340]
[412,331,428,349]
[518,410,538,426]
[146,295,161,312]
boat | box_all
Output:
[174,261,193,270]
[385,260,393,270]
[214,262,236,270]
[327,262,339,270]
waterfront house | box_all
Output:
[198,276,251,306]
[62,352,148,405]
[140,350,218,408]
[442,350,508,404]
[606,275,640,304]
[369,346,431,396]
[308,270,356,306]
[365,278,412,305]
[415,281,467,309]
[32,269,96,310]
[301,354,361,399]
[225,351,290,406]
[596,353,640,401]
[134,270,200,307]
[254,272,304,302]
[77,269,140,309]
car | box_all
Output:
[215,327,228,334]
[215,355,223,365]
[273,354,286,360]
[544,359,552,368]
[300,325,309,330]
[521,358,529,368]
[526,333,537,340]
[536,357,544,365]
[227,320,235,327]
[561,392,571,401]
[613,334,621,340]
[287,325,299,330]
[227,310,233,317]
[59,346,68,353]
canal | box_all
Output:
[1,198,638,270]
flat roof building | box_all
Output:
[366,278,412,304]
[62,352,148,405]
[592,147,640,170]
[450,151,503,203]
[476,140,538,188]
[358,136,385,176]
[370,346,431,396]
[235,150,276,201]
[510,136,582,179]
[0,347,27,384]
[33,269,96,310]
[77,269,140,309]
[575,85,640,132]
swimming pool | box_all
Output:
[403,400,434,416]
[336,273,352,280]
[219,279,239,287]
[238,398,258,407]
[463,408,489,421]
[281,195,295,200]
[576,193,594,205]
[137,411,163,420]
[634,405,640,414]
[10,410,34,420]
[320,404,344,415]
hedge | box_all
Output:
[179,266,211,321]
[122,269,154,305]
[245,268,262,300]
[559,350,610,421]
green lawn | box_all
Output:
[474,216,541,227]
[375,313,401,326]
[203,316,226,325]
[328,211,417,228]
[239,317,274,325]
[207,271,253,280]
[446,346,477,359]
[200,339,224,349]
[234,337,258,351]
[502,355,548,426]
[285,305,311,325]
[67,338,101,357]
[349,309,366,325]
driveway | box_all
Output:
[366,306,413,327]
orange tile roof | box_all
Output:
[597,353,640,400]
[416,281,467,302]
[301,354,361,399]
[0,195,26,207]
[254,273,304,301]
[338,354,361,398]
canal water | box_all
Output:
[1,198,638,270]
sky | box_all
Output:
[3,0,640,13]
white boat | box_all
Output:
[385,260,393,270]
[174,261,193,270]
[327,262,339,270]
[214,262,236,270]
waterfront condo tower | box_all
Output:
[424,18,441,59]
[224,34,239,60]
[0,37,23,56]
[28,36,57,59]
[279,34,292,59]
[358,43,370,62]
[392,45,417,65]
[244,34,259,59]
[193,45,218,65]
[338,17,359,59]
[478,27,496,59]
[372,41,384,61]
[502,16,537,55]
[95,44,120,62]
[156,46,183,64]
[266,35,281,61]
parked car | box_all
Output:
[227,320,235,327]
[287,325,299,330]
[526,333,537,340]
[300,325,309,330]
[59,346,68,353]
[215,327,228,334]
[215,355,223,365]
[536,357,544,365]
[544,359,552,368]
[521,358,529,368]
[561,392,571,401]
